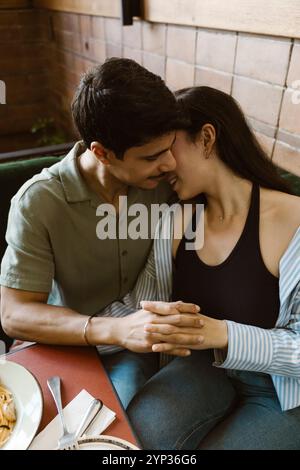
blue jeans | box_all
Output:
[198,368,300,450]
[101,350,160,409]
[103,349,300,450]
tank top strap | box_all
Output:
[242,182,260,247]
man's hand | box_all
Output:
[113,301,202,357]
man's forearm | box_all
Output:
[2,302,120,347]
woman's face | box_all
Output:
[170,130,209,200]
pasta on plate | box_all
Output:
[0,382,16,448]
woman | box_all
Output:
[104,87,300,449]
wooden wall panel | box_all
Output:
[33,0,300,39]
[0,0,30,7]
[144,0,300,39]
[33,0,120,17]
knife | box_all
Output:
[74,398,102,439]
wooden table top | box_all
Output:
[7,343,140,447]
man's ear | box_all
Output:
[90,141,111,165]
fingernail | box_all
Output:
[185,351,191,356]
[144,324,152,331]
[198,336,204,343]
[199,320,204,326]
[195,305,200,312]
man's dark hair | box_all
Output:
[71,58,185,158]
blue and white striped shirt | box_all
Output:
[99,208,300,411]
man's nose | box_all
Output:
[158,150,176,173]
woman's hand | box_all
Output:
[113,301,203,357]
[142,302,228,353]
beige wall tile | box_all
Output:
[90,39,106,63]
[106,43,122,58]
[123,47,142,64]
[287,40,300,88]
[253,131,274,157]
[105,18,122,44]
[79,14,92,37]
[273,141,300,177]
[143,52,165,78]
[71,33,82,55]
[232,76,283,126]
[53,12,79,33]
[195,67,232,94]
[68,58,89,78]
[143,22,165,55]
[73,55,86,75]
[92,16,105,40]
[56,30,83,55]
[277,129,300,149]
[196,30,236,73]
[122,20,142,49]
[279,88,300,135]
[81,58,95,73]
[166,58,194,91]
[235,34,291,85]
[167,25,196,64]
[247,117,277,138]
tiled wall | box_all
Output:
[119,20,300,177]
[1,8,300,178]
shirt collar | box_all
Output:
[58,141,93,203]
[56,141,148,208]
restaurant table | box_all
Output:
[6,343,140,448]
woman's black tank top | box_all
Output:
[172,184,280,328]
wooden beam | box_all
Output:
[0,0,31,8]
[31,0,300,39]
[144,0,300,39]
[33,0,120,17]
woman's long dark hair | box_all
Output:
[175,86,294,195]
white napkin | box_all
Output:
[29,389,116,450]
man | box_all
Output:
[0,58,198,407]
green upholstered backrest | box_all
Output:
[0,156,62,260]
[0,156,62,350]
[278,169,300,197]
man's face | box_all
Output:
[107,132,177,189]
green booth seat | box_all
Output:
[278,169,300,196]
[0,156,62,259]
[0,155,62,351]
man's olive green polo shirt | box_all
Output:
[0,142,172,315]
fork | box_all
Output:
[47,376,77,450]
[61,398,102,450]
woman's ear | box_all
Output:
[201,124,216,158]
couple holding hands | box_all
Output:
[1,58,300,449]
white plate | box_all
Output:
[77,435,140,450]
[0,360,43,450]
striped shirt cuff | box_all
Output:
[213,320,274,372]
[96,345,125,355]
